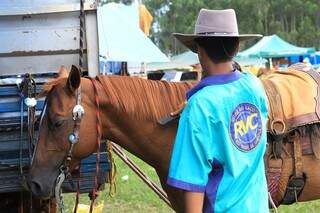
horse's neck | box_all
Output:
[95,76,180,169]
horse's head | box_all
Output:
[28,66,98,198]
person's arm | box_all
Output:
[185,191,204,213]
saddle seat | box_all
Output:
[260,64,320,206]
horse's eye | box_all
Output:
[54,120,64,128]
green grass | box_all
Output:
[63,153,320,212]
[278,200,320,213]
[64,153,173,213]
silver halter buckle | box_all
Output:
[72,104,85,120]
[68,133,79,144]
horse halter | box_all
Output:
[55,78,102,213]
[55,86,85,213]
[66,87,85,162]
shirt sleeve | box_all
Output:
[167,97,214,192]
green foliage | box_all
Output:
[144,0,320,54]
[100,0,133,5]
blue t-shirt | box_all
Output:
[167,70,268,213]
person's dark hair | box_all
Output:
[195,37,239,63]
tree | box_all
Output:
[145,0,320,54]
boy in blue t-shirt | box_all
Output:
[167,9,269,212]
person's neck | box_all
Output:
[206,61,234,76]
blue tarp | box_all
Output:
[288,55,319,65]
[99,61,122,75]
[238,35,315,58]
[97,3,169,63]
[316,52,320,64]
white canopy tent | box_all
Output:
[97,3,169,63]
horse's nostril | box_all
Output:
[28,178,52,199]
[30,180,43,196]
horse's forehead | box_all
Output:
[47,84,72,111]
[50,84,66,99]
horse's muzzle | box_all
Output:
[27,176,52,199]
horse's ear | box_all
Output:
[67,65,81,94]
[58,65,69,78]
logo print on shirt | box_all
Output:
[230,103,262,151]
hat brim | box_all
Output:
[173,33,263,53]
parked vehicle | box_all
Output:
[0,0,110,211]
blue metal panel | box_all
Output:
[0,86,43,96]
[0,101,45,113]
[0,87,21,96]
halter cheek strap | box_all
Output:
[55,86,85,213]
[72,87,85,121]
[66,86,84,162]
[55,79,103,213]
[64,87,83,159]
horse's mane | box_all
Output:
[41,75,194,121]
[97,76,194,121]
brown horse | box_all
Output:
[28,65,320,212]
[28,66,192,212]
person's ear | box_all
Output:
[197,45,204,59]
[235,43,240,54]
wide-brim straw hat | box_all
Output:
[173,9,262,53]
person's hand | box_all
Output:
[158,101,187,125]
[170,101,187,117]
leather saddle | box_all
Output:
[261,63,320,206]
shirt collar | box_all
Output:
[186,70,242,100]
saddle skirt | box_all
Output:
[260,66,320,134]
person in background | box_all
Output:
[167,9,269,213]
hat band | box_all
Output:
[197,31,237,36]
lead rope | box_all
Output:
[73,0,85,211]
[55,171,66,213]
[90,78,117,197]
[107,141,117,197]
[19,76,26,213]
[268,192,278,213]
[111,143,172,208]
[28,77,36,213]
[79,0,85,73]
[73,166,81,213]
[19,79,24,213]
[19,74,37,212]
[89,79,102,213]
